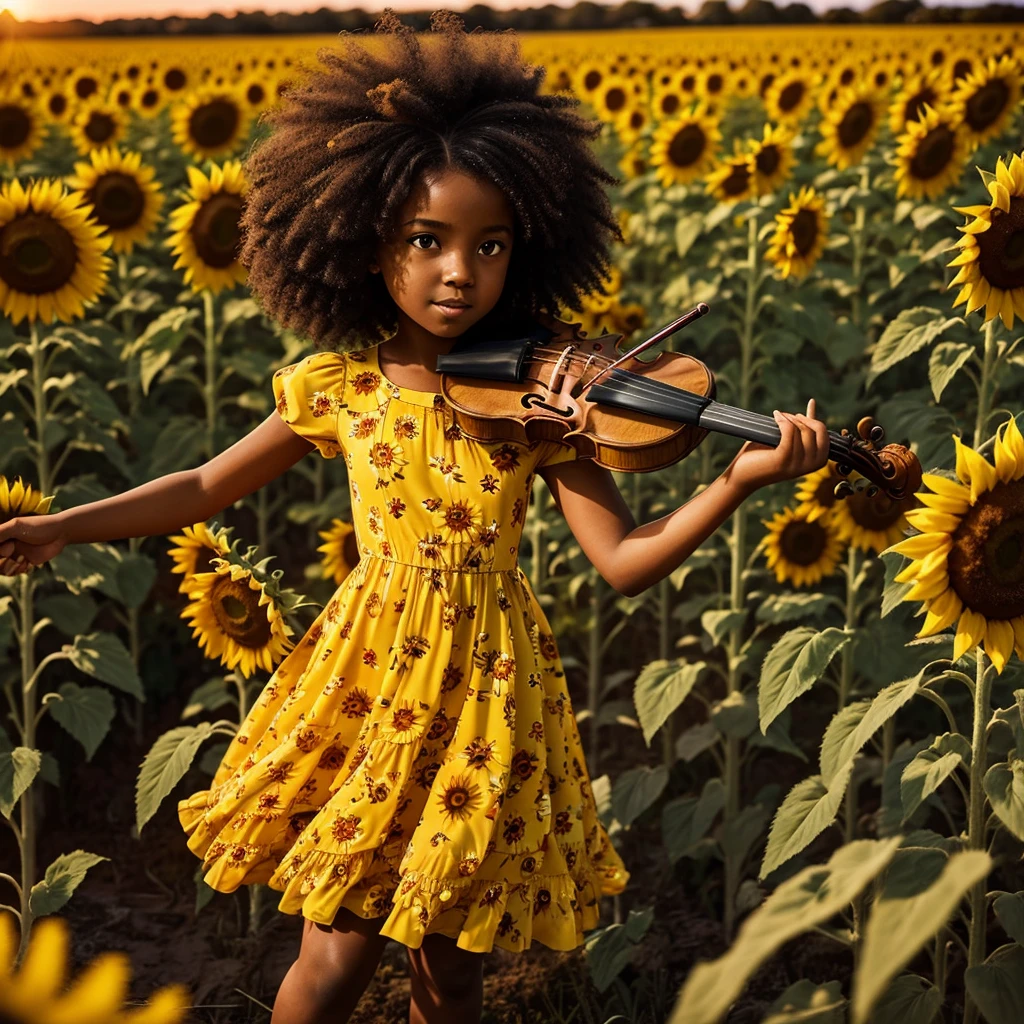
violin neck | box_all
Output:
[585,370,851,461]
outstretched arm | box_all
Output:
[537,404,829,598]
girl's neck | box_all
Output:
[377,312,461,388]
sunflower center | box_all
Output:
[89,172,145,230]
[903,88,936,125]
[965,78,1010,132]
[778,80,805,112]
[976,196,1024,291]
[246,83,266,105]
[910,125,955,180]
[85,112,115,144]
[779,518,828,566]
[189,98,240,150]
[947,479,1024,620]
[209,574,272,649]
[789,209,818,256]
[722,163,750,196]
[846,488,906,532]
[838,101,874,148]
[707,72,723,93]
[755,144,780,176]
[953,59,972,82]
[0,104,30,150]
[48,94,67,117]
[0,214,78,295]
[814,468,842,509]
[164,68,186,91]
[191,193,243,268]
[141,89,159,109]
[839,68,855,86]
[669,124,706,168]
[604,86,627,112]
[75,76,98,100]
[583,70,602,91]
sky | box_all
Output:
[0,0,996,24]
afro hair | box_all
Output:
[238,8,624,353]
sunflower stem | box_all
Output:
[840,544,861,845]
[203,288,217,461]
[29,322,51,497]
[723,207,760,945]
[17,569,39,965]
[964,650,992,1024]
[851,165,868,330]
[973,317,997,449]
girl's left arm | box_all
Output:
[537,405,829,598]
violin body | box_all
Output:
[438,312,717,473]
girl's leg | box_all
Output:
[271,907,391,1024]
[407,932,485,1024]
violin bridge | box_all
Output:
[544,345,578,400]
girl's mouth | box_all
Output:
[434,303,471,317]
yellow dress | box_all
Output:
[177,341,630,954]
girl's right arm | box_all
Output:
[0,411,318,575]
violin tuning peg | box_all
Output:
[856,416,876,443]
[836,461,852,477]
[870,425,885,444]
[833,480,855,499]
[865,484,879,498]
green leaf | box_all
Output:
[928,341,974,403]
[760,768,852,880]
[181,677,234,720]
[583,923,632,994]
[66,631,144,701]
[819,670,925,787]
[633,659,707,746]
[0,746,41,818]
[867,308,962,386]
[47,683,116,761]
[36,592,99,637]
[759,627,850,734]
[881,552,914,619]
[701,608,746,647]
[662,779,725,863]
[136,722,220,833]
[762,979,846,1024]
[611,764,669,828]
[993,892,1024,945]
[984,757,1024,841]
[114,552,157,610]
[674,721,718,762]
[29,850,109,917]
[720,803,770,864]
[900,732,971,821]
[870,974,942,1024]
[964,943,1024,1024]
[710,689,758,739]
[674,212,705,258]
[671,838,902,1024]
[756,592,834,625]
[852,848,991,1023]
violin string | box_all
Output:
[530,345,851,452]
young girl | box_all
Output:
[0,10,829,1024]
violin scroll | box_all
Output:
[834,418,923,504]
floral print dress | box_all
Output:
[177,342,630,954]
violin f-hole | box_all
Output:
[521,393,574,418]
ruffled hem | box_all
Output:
[178,797,627,954]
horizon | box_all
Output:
[0,0,998,25]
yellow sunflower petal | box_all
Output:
[984,619,1015,674]
[953,608,987,662]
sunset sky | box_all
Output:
[0,0,994,23]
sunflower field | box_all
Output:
[2,19,1024,1024]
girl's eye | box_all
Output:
[407,234,506,256]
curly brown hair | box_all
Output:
[238,8,623,353]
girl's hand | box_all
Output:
[0,515,69,576]
[729,398,830,494]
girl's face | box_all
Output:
[373,168,515,342]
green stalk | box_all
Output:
[203,289,217,461]
[659,574,673,768]
[723,209,759,943]
[963,650,992,1024]
[840,544,861,845]
[16,570,39,963]
[973,318,997,450]
[851,166,868,330]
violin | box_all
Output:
[435,303,922,502]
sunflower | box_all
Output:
[182,557,295,678]
[764,71,815,126]
[41,85,73,123]
[0,91,44,167]
[815,83,885,171]
[572,59,607,101]
[948,55,1022,147]
[617,139,648,181]
[0,913,189,1024]
[829,473,917,554]
[888,68,947,137]
[698,67,730,103]
[892,104,971,202]
[0,475,53,522]
[132,80,164,119]
[591,72,632,123]
[649,102,721,189]
[748,122,795,197]
[888,417,1024,674]
[69,99,126,157]
[794,461,846,523]
[107,83,135,111]
[69,67,101,103]
[171,88,249,161]
[946,150,1024,331]
[238,74,272,111]
[317,518,360,585]
[66,148,164,256]
[704,140,754,204]
[0,178,112,325]
[160,63,191,94]
[651,83,685,120]
[167,522,232,595]
[762,505,847,588]
[765,185,829,281]
[167,160,248,294]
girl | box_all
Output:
[0,10,829,1024]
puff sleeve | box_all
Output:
[271,351,347,459]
